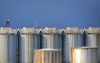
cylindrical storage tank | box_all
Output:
[34,49,62,63]
[85,34,98,47]
[40,33,47,48]
[70,34,78,48]
[18,34,35,63]
[70,33,83,48]
[71,47,98,63]
[40,33,61,49]
[62,34,70,63]
[0,34,17,63]
[62,33,84,63]
[34,34,39,49]
[85,27,100,62]
[77,33,84,47]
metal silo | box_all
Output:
[71,47,98,63]
[77,29,84,47]
[40,27,61,49]
[62,33,70,63]
[54,33,61,49]
[0,27,17,63]
[19,34,35,63]
[18,27,36,63]
[85,34,98,47]
[84,27,100,62]
[85,27,99,47]
[62,27,84,63]
[0,34,9,63]
[62,33,79,63]
[9,34,17,62]
[34,34,39,49]
[40,33,47,48]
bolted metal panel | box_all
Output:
[18,34,35,63]
[0,34,17,63]
[40,33,61,49]
[71,47,98,63]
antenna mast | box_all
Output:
[35,22,40,29]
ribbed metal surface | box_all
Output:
[0,34,17,63]
[71,48,98,63]
[18,34,35,63]
[85,34,98,47]
[9,34,17,62]
[70,34,78,48]
[34,49,62,63]
[85,34,100,62]
[62,34,83,63]
[34,34,39,49]
[62,34,70,63]
[40,33,61,49]
[40,34,47,48]
[78,34,84,47]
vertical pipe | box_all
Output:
[48,34,51,48]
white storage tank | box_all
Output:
[34,49,62,63]
[0,27,17,63]
[18,27,39,63]
[71,47,98,63]
[18,34,35,63]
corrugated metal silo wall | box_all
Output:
[34,49,62,63]
[0,34,17,63]
[18,34,35,63]
[9,34,17,62]
[40,33,61,49]
[40,34,47,48]
[85,34,98,47]
[62,33,84,63]
[71,48,98,63]
[62,34,70,63]
[85,33,100,62]
[34,34,39,49]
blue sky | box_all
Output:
[0,0,100,29]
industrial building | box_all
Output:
[0,27,100,63]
